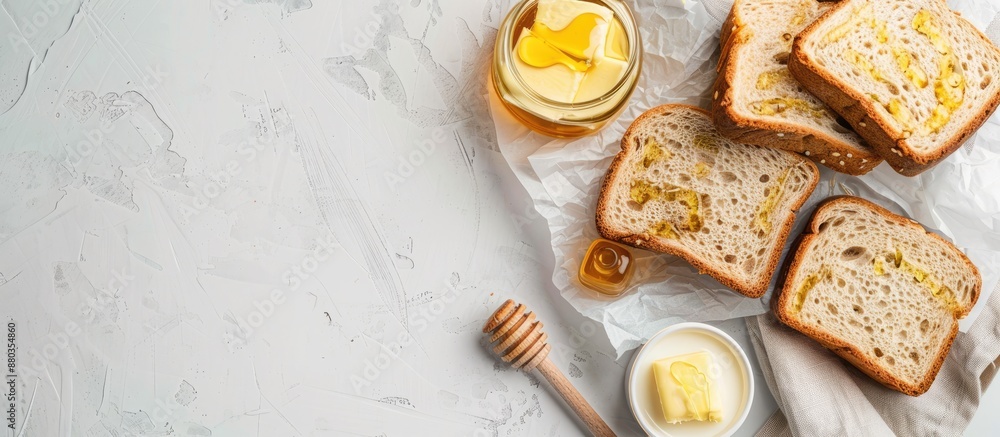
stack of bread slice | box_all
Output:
[713,0,882,175]
[713,0,1000,176]
[789,0,1000,175]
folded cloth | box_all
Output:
[748,284,1000,436]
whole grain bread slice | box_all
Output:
[774,196,981,395]
[713,0,882,175]
[789,0,1000,176]
[596,105,819,298]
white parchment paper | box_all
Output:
[494,0,1000,357]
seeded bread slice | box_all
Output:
[775,196,981,395]
[713,0,882,175]
[789,0,1000,176]
[596,105,819,298]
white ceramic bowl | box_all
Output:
[626,323,754,437]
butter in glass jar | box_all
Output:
[492,0,642,138]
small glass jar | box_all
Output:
[579,238,635,296]
[491,0,642,138]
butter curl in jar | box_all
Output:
[492,0,642,138]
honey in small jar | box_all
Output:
[579,238,634,296]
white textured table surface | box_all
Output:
[0,1,996,435]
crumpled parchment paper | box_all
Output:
[493,0,1000,357]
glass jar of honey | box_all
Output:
[579,238,635,296]
[491,0,642,138]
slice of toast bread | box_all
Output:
[596,105,819,298]
[789,0,1000,176]
[713,0,882,176]
[774,196,981,395]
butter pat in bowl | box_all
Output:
[653,351,723,424]
[627,323,754,437]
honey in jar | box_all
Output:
[491,0,642,138]
[579,238,635,295]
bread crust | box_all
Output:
[773,196,982,396]
[711,0,882,176]
[788,1,1000,176]
[596,104,820,298]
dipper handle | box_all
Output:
[483,299,616,437]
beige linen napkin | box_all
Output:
[747,284,1000,436]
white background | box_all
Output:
[0,0,996,435]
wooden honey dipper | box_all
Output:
[483,299,616,437]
